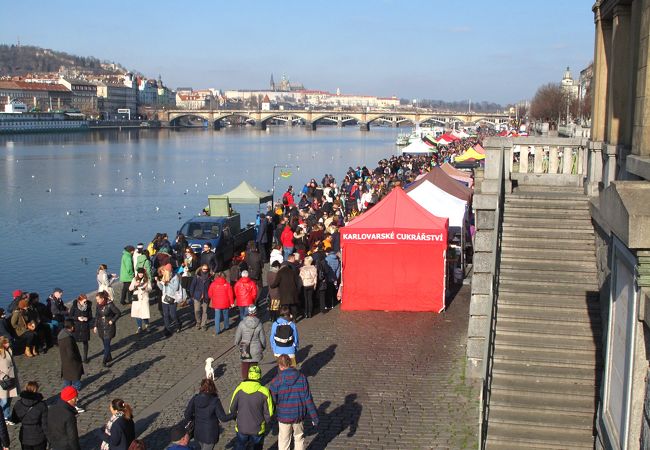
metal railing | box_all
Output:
[477,145,506,449]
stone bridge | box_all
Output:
[158,108,511,131]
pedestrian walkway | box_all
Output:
[8,285,477,449]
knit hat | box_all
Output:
[248,304,257,315]
[247,365,262,381]
[169,424,187,442]
[12,290,22,298]
[60,386,78,402]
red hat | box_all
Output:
[60,386,78,402]
[12,290,22,298]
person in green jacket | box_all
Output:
[119,246,135,306]
[229,365,274,450]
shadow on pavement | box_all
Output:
[307,393,362,450]
[301,344,336,378]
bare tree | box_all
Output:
[530,83,565,122]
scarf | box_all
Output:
[76,301,88,312]
[101,411,124,450]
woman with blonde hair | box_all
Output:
[0,336,19,425]
[101,398,135,450]
[97,264,116,301]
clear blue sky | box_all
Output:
[2,0,594,104]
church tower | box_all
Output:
[270,73,275,91]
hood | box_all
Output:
[19,390,43,406]
[278,368,301,387]
[275,317,292,326]
[211,277,228,287]
[243,315,260,329]
[194,392,216,409]
[238,380,263,394]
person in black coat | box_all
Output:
[244,241,263,296]
[270,263,300,318]
[93,292,120,368]
[255,214,269,263]
[101,399,135,450]
[184,378,233,448]
[47,386,80,450]
[0,414,8,450]
[199,243,219,274]
[11,381,48,450]
[69,295,92,363]
[189,266,212,330]
[58,320,84,395]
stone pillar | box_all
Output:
[359,122,370,132]
[392,121,399,128]
[606,5,634,148]
[337,120,343,128]
[213,121,221,131]
[603,143,618,188]
[254,121,266,131]
[585,140,604,196]
[591,6,611,143]
[287,119,294,127]
[304,121,316,131]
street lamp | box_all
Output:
[272,164,300,204]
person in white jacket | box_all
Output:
[129,268,151,334]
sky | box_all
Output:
[1,0,595,105]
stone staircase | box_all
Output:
[485,188,601,449]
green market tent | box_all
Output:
[217,181,272,204]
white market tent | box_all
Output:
[401,139,435,154]
[406,180,467,231]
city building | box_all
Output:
[584,0,650,448]
[560,66,579,99]
[175,90,213,109]
[0,80,72,111]
[59,77,98,114]
[96,80,136,119]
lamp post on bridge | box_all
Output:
[272,164,300,205]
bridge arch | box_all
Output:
[214,112,256,126]
[168,113,212,127]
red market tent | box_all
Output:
[341,188,448,312]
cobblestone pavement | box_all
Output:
[8,284,478,449]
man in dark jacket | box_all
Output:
[269,355,319,450]
[200,243,218,274]
[255,214,269,263]
[229,365,274,450]
[245,241,263,298]
[58,320,84,413]
[47,386,80,450]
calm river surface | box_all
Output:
[0,126,402,306]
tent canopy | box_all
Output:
[440,162,474,188]
[217,181,272,204]
[342,188,448,312]
[455,148,485,162]
[405,167,472,202]
[401,138,435,154]
[406,180,467,229]
[473,143,485,154]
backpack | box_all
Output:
[274,323,294,348]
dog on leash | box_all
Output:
[205,357,215,380]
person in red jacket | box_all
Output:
[234,271,258,323]
[280,224,295,261]
[208,272,234,335]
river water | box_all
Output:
[0,126,402,306]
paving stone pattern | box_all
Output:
[8,285,478,449]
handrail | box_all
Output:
[477,144,506,449]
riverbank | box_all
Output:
[8,282,478,449]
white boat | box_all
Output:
[395,133,410,146]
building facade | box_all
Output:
[585,0,650,448]
[0,81,72,111]
[59,78,98,114]
[96,82,136,119]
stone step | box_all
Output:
[497,303,600,324]
[497,316,601,338]
[492,373,597,399]
[500,258,597,273]
[500,247,595,263]
[489,386,597,413]
[498,291,600,311]
[512,186,587,195]
[504,208,592,220]
[486,423,594,449]
[493,344,599,368]
[504,201,590,211]
[502,217,593,230]
[496,330,598,353]
[499,269,597,287]
[499,278,597,293]
[489,405,594,431]
[501,236,595,251]
[491,360,600,384]
[505,194,589,203]
[502,227,594,240]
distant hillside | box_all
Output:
[0,44,128,77]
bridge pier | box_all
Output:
[392,121,399,128]
[304,122,316,131]
[337,120,344,128]
[286,120,293,127]
[359,122,370,132]
[255,122,266,131]
[213,121,221,131]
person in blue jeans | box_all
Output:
[0,337,17,422]
[157,265,183,337]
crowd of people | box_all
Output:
[0,130,483,449]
